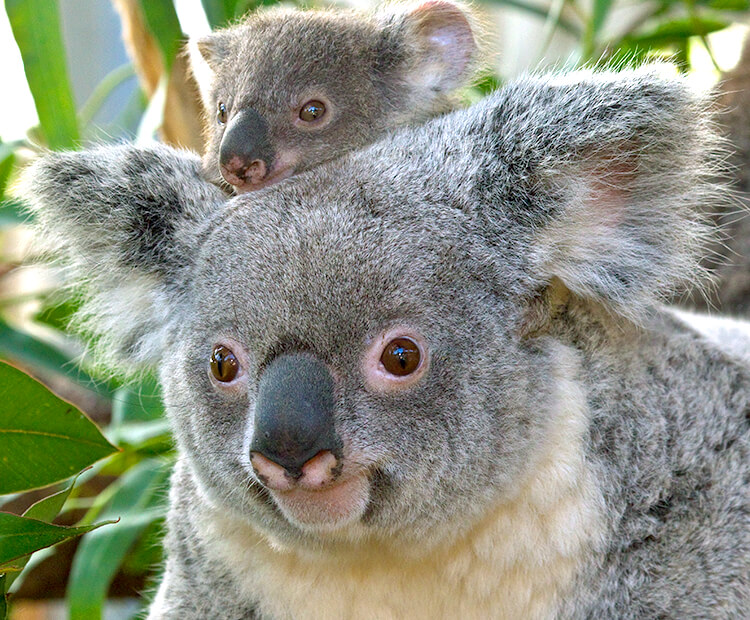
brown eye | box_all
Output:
[380,338,421,377]
[210,345,239,382]
[217,102,228,125]
[299,100,326,122]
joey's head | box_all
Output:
[21,67,721,550]
[188,1,478,193]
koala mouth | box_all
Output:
[267,472,371,531]
[232,164,295,194]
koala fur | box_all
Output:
[21,67,749,619]
[678,36,750,316]
[188,1,478,192]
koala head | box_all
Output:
[188,1,478,193]
[22,68,720,550]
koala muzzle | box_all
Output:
[250,354,342,488]
[219,108,274,188]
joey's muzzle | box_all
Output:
[250,354,342,480]
[219,108,274,188]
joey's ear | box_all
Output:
[379,1,478,95]
[187,32,232,109]
[19,143,228,373]
[478,68,724,323]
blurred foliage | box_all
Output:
[0,0,748,618]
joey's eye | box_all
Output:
[380,338,421,377]
[299,100,326,122]
[217,102,228,125]
[210,345,239,382]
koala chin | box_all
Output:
[22,66,749,619]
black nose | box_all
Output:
[250,354,341,477]
[219,108,274,184]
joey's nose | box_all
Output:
[219,108,273,187]
[250,354,342,481]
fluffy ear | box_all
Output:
[19,143,228,374]
[378,0,478,95]
[474,67,724,323]
[187,31,232,110]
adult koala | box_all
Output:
[21,67,749,619]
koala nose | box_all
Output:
[219,107,273,188]
[250,354,342,484]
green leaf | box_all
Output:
[201,0,240,27]
[0,512,111,566]
[78,63,137,130]
[0,318,112,399]
[0,199,27,228]
[0,361,117,495]
[139,0,184,72]
[5,0,79,149]
[0,575,6,620]
[705,0,749,10]
[622,16,730,47]
[481,0,580,35]
[68,459,170,620]
[3,479,77,592]
[0,154,15,200]
[112,377,164,425]
[591,0,614,35]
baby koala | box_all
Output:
[188,0,479,192]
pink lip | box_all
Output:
[232,166,295,193]
[269,473,370,530]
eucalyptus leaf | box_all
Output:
[112,377,164,425]
[138,0,183,72]
[0,318,111,399]
[201,0,240,27]
[2,479,78,592]
[5,0,79,149]
[622,16,730,46]
[0,576,6,620]
[0,361,117,495]
[0,512,112,566]
[0,153,15,200]
[0,199,26,228]
[67,459,170,620]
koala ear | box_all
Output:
[19,144,227,374]
[477,67,723,324]
[187,31,232,109]
[379,0,477,95]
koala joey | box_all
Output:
[22,67,749,619]
[188,1,478,192]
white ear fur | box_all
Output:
[187,36,218,111]
[404,1,477,93]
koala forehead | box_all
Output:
[190,183,504,357]
[221,11,383,109]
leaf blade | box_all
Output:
[0,512,112,566]
[0,362,117,495]
[5,0,79,149]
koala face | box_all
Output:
[189,2,477,193]
[162,195,558,544]
[22,65,725,563]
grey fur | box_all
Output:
[21,67,749,619]
[188,1,479,191]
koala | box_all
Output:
[21,67,749,619]
[187,1,478,192]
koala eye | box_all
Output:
[217,102,228,125]
[210,345,240,382]
[299,100,326,123]
[380,338,421,377]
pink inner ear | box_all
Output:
[585,157,637,227]
[409,0,476,89]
